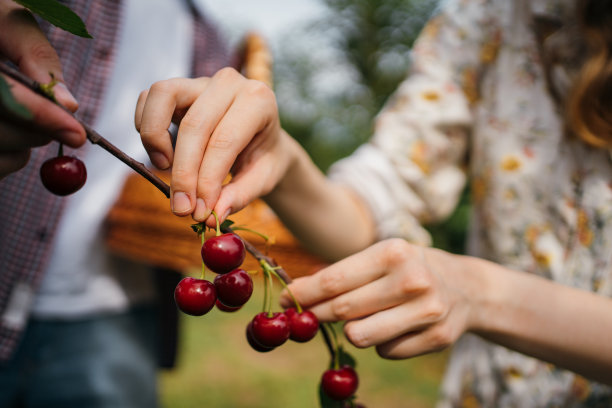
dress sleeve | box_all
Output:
[328,0,501,245]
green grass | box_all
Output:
[160,280,447,408]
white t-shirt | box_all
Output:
[32,0,194,318]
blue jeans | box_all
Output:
[0,305,159,408]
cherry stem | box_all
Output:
[199,232,207,280]
[230,226,271,243]
[211,210,221,236]
[327,323,341,369]
[0,60,171,198]
[264,261,303,314]
[57,142,64,157]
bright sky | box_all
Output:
[195,0,328,49]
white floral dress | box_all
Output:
[329,0,612,406]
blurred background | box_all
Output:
[159,0,469,406]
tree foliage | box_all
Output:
[275,0,470,254]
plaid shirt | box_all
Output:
[0,0,230,361]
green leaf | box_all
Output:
[191,222,206,235]
[220,218,235,230]
[0,75,33,120]
[14,0,92,38]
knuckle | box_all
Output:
[330,297,352,321]
[149,79,175,95]
[427,324,453,351]
[319,271,343,296]
[179,113,203,133]
[171,167,195,186]
[214,66,240,82]
[28,42,58,64]
[209,129,234,151]
[245,79,274,100]
[398,270,432,296]
[423,296,447,322]
[344,323,370,348]
[381,238,412,267]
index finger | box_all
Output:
[282,243,389,308]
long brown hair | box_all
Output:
[567,0,612,148]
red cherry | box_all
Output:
[214,268,253,307]
[40,155,87,196]
[246,321,275,352]
[250,312,290,348]
[321,365,359,401]
[201,233,246,274]
[215,299,242,312]
[285,307,319,342]
[174,277,216,316]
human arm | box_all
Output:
[0,0,86,179]
[279,238,612,385]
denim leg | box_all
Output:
[0,305,159,408]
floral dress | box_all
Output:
[328,0,612,406]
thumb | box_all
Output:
[0,2,78,112]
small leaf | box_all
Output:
[0,75,33,120]
[14,0,92,38]
[191,222,206,235]
[220,218,235,230]
[338,346,357,369]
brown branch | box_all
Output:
[0,60,170,197]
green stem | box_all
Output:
[265,262,302,313]
[200,232,206,280]
[57,143,64,157]
[326,323,341,369]
[211,210,221,236]
[231,226,270,242]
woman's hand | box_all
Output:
[135,67,292,226]
[280,238,478,359]
[0,0,85,179]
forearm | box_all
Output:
[264,133,377,261]
[463,256,612,384]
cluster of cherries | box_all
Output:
[174,220,363,405]
[39,146,363,406]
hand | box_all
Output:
[280,238,477,359]
[0,0,86,179]
[135,67,291,225]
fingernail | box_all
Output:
[59,129,85,146]
[193,198,210,221]
[172,192,191,214]
[150,152,170,169]
[54,83,79,111]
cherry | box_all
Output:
[250,312,290,348]
[214,268,253,307]
[246,321,275,352]
[215,299,241,312]
[321,365,359,401]
[201,233,245,274]
[40,155,87,196]
[174,277,216,316]
[285,307,319,342]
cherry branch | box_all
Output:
[2,59,337,362]
[221,224,336,361]
[0,60,171,197]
